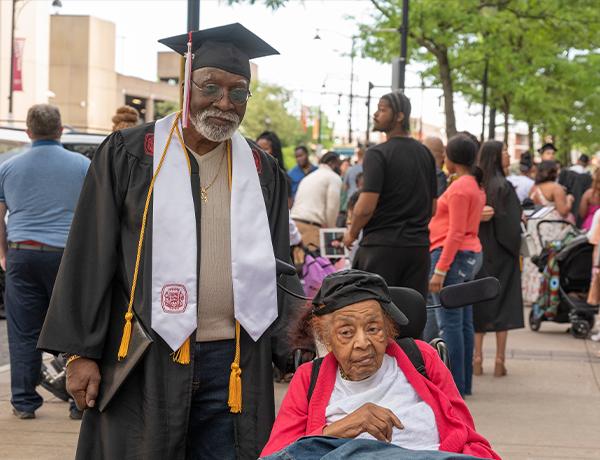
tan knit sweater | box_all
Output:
[190,143,235,341]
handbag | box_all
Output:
[520,222,537,258]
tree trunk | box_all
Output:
[488,107,496,140]
[437,51,457,138]
[527,121,534,152]
[502,96,510,146]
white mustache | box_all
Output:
[200,108,240,124]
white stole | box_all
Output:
[151,112,277,351]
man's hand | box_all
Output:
[0,255,5,272]
[66,358,101,410]
[481,205,495,222]
[428,273,445,294]
[342,230,357,249]
[323,402,403,442]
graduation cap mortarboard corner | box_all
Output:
[538,142,557,154]
[159,23,279,127]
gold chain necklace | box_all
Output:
[187,143,227,203]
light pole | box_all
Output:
[398,0,409,92]
[187,0,200,31]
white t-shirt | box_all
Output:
[507,174,534,203]
[325,354,440,451]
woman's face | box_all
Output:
[502,146,510,171]
[323,300,389,381]
[445,156,456,174]
[257,138,273,156]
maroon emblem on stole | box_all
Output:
[144,133,154,156]
[161,284,188,313]
[252,148,262,174]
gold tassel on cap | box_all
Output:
[228,321,242,413]
[118,114,180,361]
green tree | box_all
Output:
[360,0,600,156]
[240,80,304,149]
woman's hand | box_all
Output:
[481,205,495,222]
[342,230,357,249]
[323,403,403,442]
[429,273,445,294]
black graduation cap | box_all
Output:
[538,142,557,154]
[158,23,279,81]
[312,270,409,326]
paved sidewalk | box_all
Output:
[1,310,599,459]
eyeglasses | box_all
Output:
[191,81,252,105]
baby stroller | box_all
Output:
[529,220,599,338]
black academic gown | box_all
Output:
[474,180,525,332]
[38,121,292,460]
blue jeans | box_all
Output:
[427,249,482,396]
[261,436,481,460]
[187,340,236,460]
[5,248,62,413]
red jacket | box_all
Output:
[261,340,500,459]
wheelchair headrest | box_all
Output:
[388,287,426,339]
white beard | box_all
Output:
[191,108,240,142]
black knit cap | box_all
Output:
[312,270,409,326]
[159,23,279,80]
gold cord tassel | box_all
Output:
[117,113,180,361]
[172,337,191,364]
[228,321,242,413]
[117,311,134,360]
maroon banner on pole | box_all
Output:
[12,38,25,92]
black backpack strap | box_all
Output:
[307,357,324,402]
[396,337,429,380]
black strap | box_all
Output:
[306,339,429,403]
[396,337,429,380]
[307,357,324,402]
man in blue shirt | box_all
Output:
[0,104,90,420]
[288,145,317,198]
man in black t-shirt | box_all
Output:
[343,92,437,298]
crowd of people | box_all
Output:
[2,21,599,460]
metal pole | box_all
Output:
[348,37,356,144]
[187,0,200,30]
[480,59,488,142]
[398,0,409,92]
[8,0,17,119]
[366,82,373,143]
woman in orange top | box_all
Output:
[427,134,486,396]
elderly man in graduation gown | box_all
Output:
[38,24,291,460]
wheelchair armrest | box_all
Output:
[429,338,451,370]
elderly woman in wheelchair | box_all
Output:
[260,270,500,460]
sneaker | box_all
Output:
[590,331,600,342]
[12,408,35,419]
[69,406,83,420]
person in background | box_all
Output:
[343,146,365,205]
[343,91,437,300]
[291,151,342,249]
[288,145,317,197]
[0,104,90,420]
[522,160,574,304]
[579,168,600,231]
[427,134,486,396]
[473,141,524,378]
[538,143,557,161]
[570,154,591,175]
[257,130,286,169]
[111,105,140,131]
[507,151,535,203]
[423,136,447,196]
